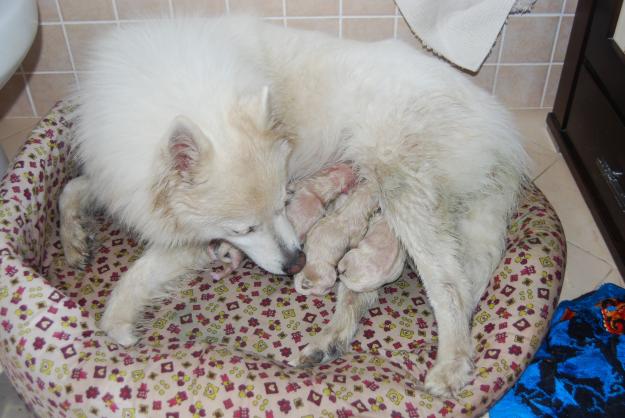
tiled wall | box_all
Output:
[0,0,577,118]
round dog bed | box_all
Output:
[0,102,566,418]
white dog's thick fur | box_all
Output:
[61,16,528,397]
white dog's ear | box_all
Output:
[167,115,210,173]
[240,85,272,130]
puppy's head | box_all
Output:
[155,87,305,275]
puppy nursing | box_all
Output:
[208,163,406,304]
[294,181,405,296]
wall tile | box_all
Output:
[58,0,115,21]
[532,0,563,13]
[543,64,562,107]
[286,0,338,16]
[116,0,171,19]
[0,76,34,118]
[229,0,283,17]
[22,25,73,72]
[467,65,497,93]
[343,18,394,42]
[396,18,420,48]
[172,0,226,16]
[501,16,559,63]
[343,0,396,16]
[564,0,578,14]
[554,16,573,62]
[287,18,339,36]
[495,65,549,108]
[28,74,76,115]
[485,32,502,64]
[37,0,60,22]
[65,24,117,70]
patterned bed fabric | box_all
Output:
[491,283,625,418]
[0,102,566,418]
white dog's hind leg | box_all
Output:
[291,282,377,367]
[99,245,209,346]
[382,183,476,397]
[59,176,94,269]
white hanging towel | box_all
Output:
[394,0,536,72]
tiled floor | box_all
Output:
[0,110,623,416]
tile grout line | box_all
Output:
[111,0,120,25]
[338,0,343,38]
[18,65,38,117]
[492,25,507,96]
[282,0,287,28]
[40,15,401,25]
[54,0,80,94]
[224,0,230,14]
[532,154,561,181]
[168,0,174,18]
[393,6,399,39]
[566,239,617,273]
[540,0,567,108]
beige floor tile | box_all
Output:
[511,110,559,180]
[523,140,559,180]
[0,118,39,141]
[600,268,624,288]
[535,158,614,266]
[0,129,31,162]
[560,242,612,301]
[511,109,558,152]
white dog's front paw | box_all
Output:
[61,220,93,269]
[100,319,138,347]
[424,355,474,398]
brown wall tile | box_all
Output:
[343,18,394,42]
[65,24,117,70]
[0,76,34,118]
[466,65,497,93]
[172,0,226,16]
[495,65,549,108]
[116,0,171,19]
[229,0,283,17]
[532,0,563,13]
[37,0,60,22]
[28,73,76,115]
[22,25,73,72]
[287,19,339,36]
[554,16,573,62]
[565,0,578,14]
[343,0,396,16]
[485,32,502,64]
[59,0,115,21]
[501,16,559,63]
[286,0,338,16]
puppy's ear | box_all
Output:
[240,85,273,131]
[167,115,211,173]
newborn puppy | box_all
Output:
[287,163,357,240]
[338,212,406,293]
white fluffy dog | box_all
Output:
[60,16,528,397]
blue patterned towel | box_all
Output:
[490,283,625,418]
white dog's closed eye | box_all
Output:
[229,225,258,236]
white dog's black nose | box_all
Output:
[284,250,306,275]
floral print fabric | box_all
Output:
[0,103,566,418]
